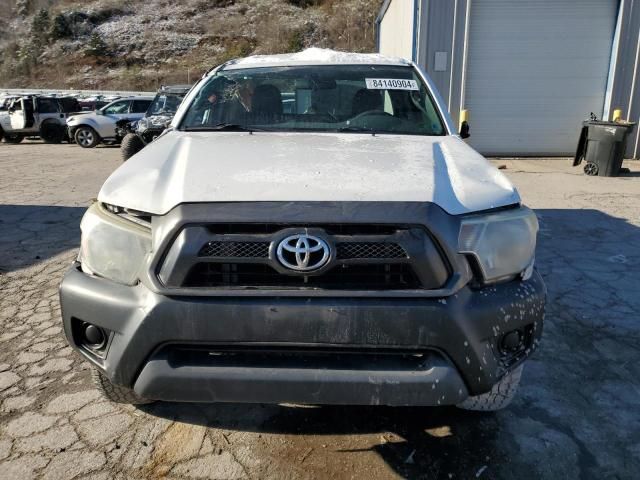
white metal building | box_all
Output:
[377,0,640,158]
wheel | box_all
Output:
[584,162,599,176]
[91,369,153,405]
[457,364,523,411]
[74,126,100,148]
[120,133,145,161]
[40,121,65,144]
[3,133,24,144]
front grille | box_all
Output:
[337,242,407,259]
[158,222,450,291]
[183,263,421,290]
[164,345,437,371]
[197,240,406,261]
[199,241,269,258]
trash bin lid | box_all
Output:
[582,120,636,128]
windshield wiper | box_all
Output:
[183,123,266,132]
[337,126,377,134]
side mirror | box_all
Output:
[96,109,103,115]
[459,121,470,139]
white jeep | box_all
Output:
[60,49,546,410]
[0,95,80,143]
[67,96,153,148]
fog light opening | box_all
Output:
[500,329,522,353]
[83,323,106,349]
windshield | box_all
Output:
[148,93,185,116]
[101,101,129,115]
[181,65,446,135]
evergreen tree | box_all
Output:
[85,32,108,57]
[31,8,51,49]
[51,14,72,40]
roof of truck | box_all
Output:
[222,48,411,71]
[158,85,192,94]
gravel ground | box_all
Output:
[0,141,639,480]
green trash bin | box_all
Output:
[574,120,636,177]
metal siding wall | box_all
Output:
[416,0,469,129]
[424,1,455,104]
[449,0,470,129]
[608,0,640,158]
[379,0,416,60]
[416,0,429,68]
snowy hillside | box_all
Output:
[0,0,382,89]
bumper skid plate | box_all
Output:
[60,264,546,406]
[134,347,468,406]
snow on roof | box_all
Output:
[222,48,410,70]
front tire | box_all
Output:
[74,126,100,148]
[120,133,145,161]
[91,369,153,405]
[457,364,523,411]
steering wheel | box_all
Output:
[303,107,339,123]
[350,110,394,122]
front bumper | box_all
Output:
[60,263,545,406]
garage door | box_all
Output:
[464,0,618,155]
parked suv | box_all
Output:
[0,95,80,143]
[67,96,153,148]
[60,49,546,410]
[118,85,191,161]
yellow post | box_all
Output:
[459,109,469,129]
[612,109,623,122]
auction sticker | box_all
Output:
[365,78,419,90]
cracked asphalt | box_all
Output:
[1,141,639,480]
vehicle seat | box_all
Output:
[352,89,382,116]
[252,85,283,121]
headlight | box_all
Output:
[458,207,538,284]
[150,115,171,127]
[79,203,151,285]
[136,118,148,132]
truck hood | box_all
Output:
[98,131,520,215]
[66,111,94,122]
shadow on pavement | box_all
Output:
[142,401,500,478]
[0,204,85,273]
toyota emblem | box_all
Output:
[276,234,330,271]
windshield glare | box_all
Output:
[181,65,446,135]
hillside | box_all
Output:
[0,0,382,90]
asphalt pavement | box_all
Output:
[1,141,639,479]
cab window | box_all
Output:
[59,98,80,113]
[131,100,152,113]
[37,98,59,114]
